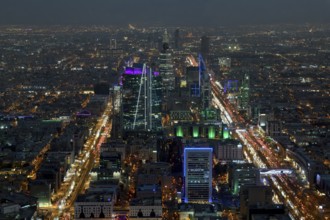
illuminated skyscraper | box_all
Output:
[186,66,200,97]
[122,64,162,131]
[174,29,181,50]
[200,36,210,61]
[185,54,210,110]
[199,54,211,109]
[122,64,145,130]
[238,73,250,111]
[184,147,213,203]
[110,85,121,114]
[159,29,175,96]
[150,70,162,131]
[110,38,117,49]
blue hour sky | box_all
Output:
[0,0,330,26]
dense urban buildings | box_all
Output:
[0,23,329,220]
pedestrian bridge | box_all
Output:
[259,169,293,176]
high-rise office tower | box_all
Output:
[185,54,210,110]
[199,54,211,110]
[174,29,181,50]
[238,74,250,111]
[110,85,121,114]
[240,185,273,220]
[122,64,162,131]
[162,29,170,50]
[184,147,213,203]
[149,70,162,131]
[110,38,117,49]
[186,66,200,97]
[148,31,159,49]
[159,30,175,97]
[122,64,145,130]
[200,36,210,61]
[110,85,123,138]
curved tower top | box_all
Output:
[162,29,170,51]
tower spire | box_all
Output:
[162,29,170,52]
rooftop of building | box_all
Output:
[130,197,162,206]
[178,203,222,212]
[75,192,114,203]
[251,214,291,220]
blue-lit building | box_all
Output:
[184,54,210,110]
[186,66,200,97]
[184,147,213,204]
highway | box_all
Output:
[211,79,330,220]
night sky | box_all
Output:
[1,0,330,26]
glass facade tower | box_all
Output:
[184,148,213,203]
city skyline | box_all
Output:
[1,0,330,26]
[0,1,330,218]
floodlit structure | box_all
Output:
[122,64,162,131]
[184,147,213,203]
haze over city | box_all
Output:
[1,0,330,26]
[0,1,330,220]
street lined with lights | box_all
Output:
[211,79,329,220]
[42,99,113,219]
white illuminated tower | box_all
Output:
[238,73,250,111]
[199,54,211,109]
[184,147,213,203]
[122,64,148,130]
[122,64,162,131]
[159,29,175,96]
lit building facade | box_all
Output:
[110,85,121,114]
[122,65,145,130]
[150,70,162,131]
[174,29,181,50]
[217,140,243,162]
[184,54,211,111]
[159,30,175,96]
[229,163,260,195]
[240,185,273,220]
[159,52,174,91]
[74,193,114,219]
[199,54,211,110]
[129,197,162,220]
[122,64,162,131]
[200,36,210,61]
[186,66,200,98]
[174,123,222,139]
[266,120,283,137]
[238,73,250,111]
[184,147,213,203]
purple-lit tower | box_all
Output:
[122,64,162,131]
[184,147,213,204]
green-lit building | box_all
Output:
[222,124,230,139]
[174,123,222,139]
